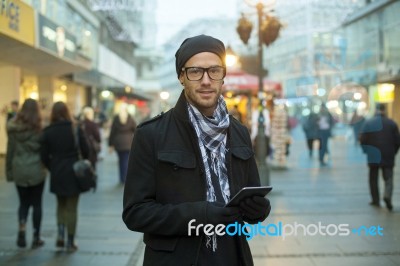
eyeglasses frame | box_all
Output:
[181,66,226,81]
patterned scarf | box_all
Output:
[187,96,231,252]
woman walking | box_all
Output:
[40,101,89,252]
[81,106,101,169]
[6,98,47,249]
[108,104,136,184]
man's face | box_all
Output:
[179,52,224,117]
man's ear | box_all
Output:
[179,74,184,86]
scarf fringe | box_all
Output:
[187,97,231,252]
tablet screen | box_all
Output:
[225,186,272,207]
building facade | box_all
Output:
[243,0,399,124]
[341,0,400,125]
[0,0,153,154]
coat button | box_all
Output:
[173,164,179,170]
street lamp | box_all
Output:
[236,0,282,186]
[226,46,239,68]
[159,91,170,112]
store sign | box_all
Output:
[38,14,76,60]
[0,0,35,46]
[374,83,395,103]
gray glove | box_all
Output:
[206,202,241,225]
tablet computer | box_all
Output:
[225,186,272,207]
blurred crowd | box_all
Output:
[4,98,136,252]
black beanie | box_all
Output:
[175,35,226,77]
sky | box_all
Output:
[155,0,238,45]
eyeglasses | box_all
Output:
[182,66,226,81]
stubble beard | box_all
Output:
[185,88,220,114]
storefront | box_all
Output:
[0,0,92,154]
[223,69,282,127]
[0,0,36,154]
[342,0,400,125]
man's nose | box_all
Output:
[200,71,211,85]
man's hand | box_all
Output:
[240,196,271,221]
[206,202,241,225]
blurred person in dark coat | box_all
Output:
[40,101,89,252]
[229,104,243,123]
[7,100,19,121]
[360,103,400,211]
[6,99,47,249]
[350,109,366,146]
[302,110,319,158]
[81,106,101,169]
[317,104,335,166]
[108,103,136,184]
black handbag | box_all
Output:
[72,125,97,192]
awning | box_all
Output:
[113,91,152,101]
[223,70,282,95]
[0,34,90,76]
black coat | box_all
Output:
[82,119,101,166]
[360,114,400,167]
[123,92,262,266]
[108,114,136,152]
[302,113,319,139]
[40,121,89,196]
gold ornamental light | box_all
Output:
[261,15,282,46]
[236,14,253,45]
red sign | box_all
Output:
[223,70,282,96]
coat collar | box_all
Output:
[173,90,191,122]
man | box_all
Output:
[302,110,319,158]
[122,35,271,265]
[250,99,271,157]
[360,103,400,211]
[229,104,243,123]
[7,100,19,121]
[317,103,334,166]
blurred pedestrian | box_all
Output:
[251,101,271,157]
[317,104,334,166]
[40,101,89,252]
[6,99,46,249]
[81,106,101,169]
[2,100,19,122]
[94,106,107,128]
[302,110,319,158]
[7,100,19,121]
[360,103,400,211]
[122,34,270,265]
[350,110,365,146]
[108,103,136,184]
[229,104,243,123]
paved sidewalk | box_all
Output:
[0,124,399,266]
[250,125,400,266]
[0,150,143,266]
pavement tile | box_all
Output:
[0,151,141,266]
[311,256,398,266]
[388,256,400,266]
[254,257,315,266]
